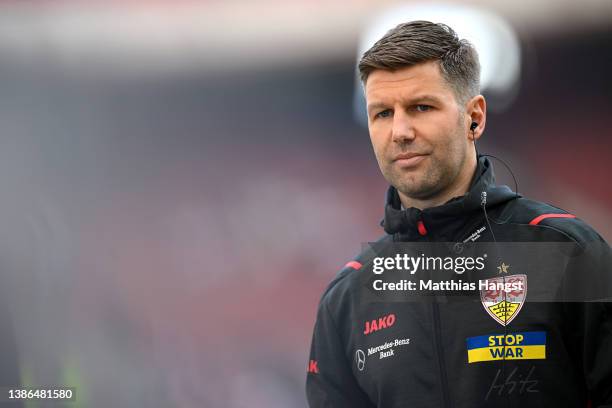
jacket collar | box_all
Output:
[382,155,518,240]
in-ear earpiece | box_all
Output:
[470,122,478,131]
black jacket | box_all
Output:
[306,156,612,407]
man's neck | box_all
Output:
[398,157,478,211]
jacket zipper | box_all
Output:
[414,216,451,408]
[433,301,451,408]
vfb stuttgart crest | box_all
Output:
[480,274,527,326]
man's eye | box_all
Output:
[375,109,392,119]
[415,105,431,112]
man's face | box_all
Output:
[365,61,471,201]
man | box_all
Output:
[306,21,611,407]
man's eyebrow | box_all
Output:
[409,95,444,104]
[366,102,388,113]
[367,95,445,112]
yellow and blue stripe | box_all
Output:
[466,331,546,363]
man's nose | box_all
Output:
[391,110,415,143]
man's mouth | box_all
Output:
[392,153,428,167]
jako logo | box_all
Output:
[364,313,396,335]
[307,360,319,374]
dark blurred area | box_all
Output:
[0,2,609,407]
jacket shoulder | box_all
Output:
[319,234,392,307]
[497,197,606,245]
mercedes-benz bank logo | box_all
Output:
[356,349,366,371]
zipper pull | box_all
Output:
[417,220,427,236]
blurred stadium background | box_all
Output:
[0,0,609,407]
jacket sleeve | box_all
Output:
[306,300,375,408]
[583,302,612,408]
[562,239,612,407]
[562,300,612,408]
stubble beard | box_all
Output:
[382,126,467,202]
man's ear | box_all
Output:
[465,95,486,141]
